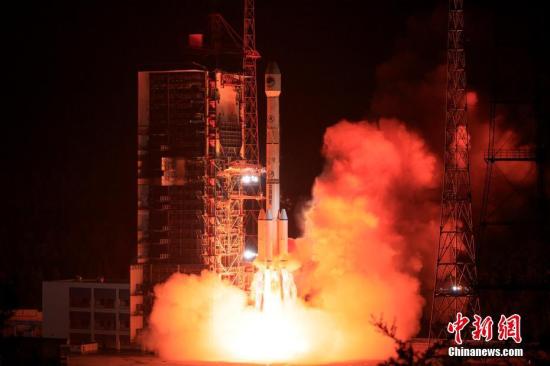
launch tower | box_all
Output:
[130,1,263,341]
[429,0,480,341]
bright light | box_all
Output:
[243,250,257,260]
[452,285,462,292]
[241,175,259,184]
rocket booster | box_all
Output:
[257,62,288,265]
[257,208,288,263]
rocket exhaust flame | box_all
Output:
[144,118,439,364]
[251,267,297,311]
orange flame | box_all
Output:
[144,119,439,364]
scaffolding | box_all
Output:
[132,69,211,339]
[132,6,264,341]
[202,71,259,288]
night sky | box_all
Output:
[1,0,547,334]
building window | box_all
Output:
[119,335,131,347]
[94,288,116,309]
[119,313,130,331]
[69,287,91,308]
[94,334,117,349]
[119,289,130,308]
[94,312,116,331]
[69,311,91,330]
[69,332,92,345]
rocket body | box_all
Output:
[265,62,281,218]
[257,62,288,266]
[252,63,296,310]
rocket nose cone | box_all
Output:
[278,209,288,220]
[266,209,274,220]
[258,209,267,220]
[266,61,281,75]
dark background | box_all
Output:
[1,0,547,340]
[0,0,437,304]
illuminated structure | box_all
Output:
[252,61,295,311]
[242,0,263,255]
[429,0,480,340]
[257,62,289,266]
[131,68,245,339]
[242,0,260,165]
[131,2,263,340]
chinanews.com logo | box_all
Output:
[446,313,524,357]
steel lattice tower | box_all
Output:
[429,0,480,341]
[242,0,263,258]
[243,0,261,164]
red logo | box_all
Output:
[497,314,522,343]
[447,312,470,344]
[472,314,494,341]
[447,313,522,344]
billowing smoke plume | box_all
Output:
[292,118,438,360]
[144,118,439,363]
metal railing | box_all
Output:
[484,148,536,162]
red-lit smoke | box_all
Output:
[144,118,439,363]
[292,118,439,360]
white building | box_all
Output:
[42,279,130,350]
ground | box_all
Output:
[68,354,379,366]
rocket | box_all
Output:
[257,62,288,266]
